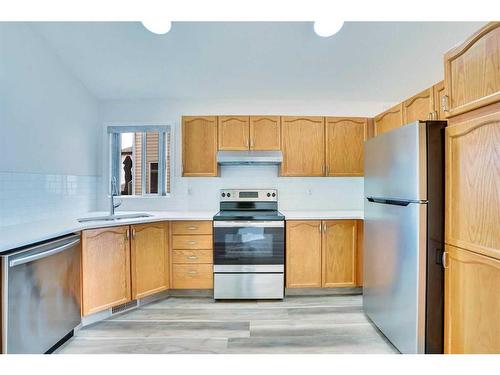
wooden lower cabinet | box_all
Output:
[81,226,131,316]
[444,245,500,353]
[130,222,169,300]
[286,221,322,288]
[286,220,361,289]
[171,221,213,289]
[322,220,357,287]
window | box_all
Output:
[108,126,171,196]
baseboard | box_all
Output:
[285,287,362,296]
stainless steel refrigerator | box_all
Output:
[363,120,445,354]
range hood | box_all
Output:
[217,150,283,165]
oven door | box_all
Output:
[213,221,284,266]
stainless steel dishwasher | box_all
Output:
[1,234,81,354]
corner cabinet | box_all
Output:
[325,117,367,176]
[182,116,218,176]
[131,222,169,299]
[281,116,325,176]
[81,226,132,316]
[443,22,500,117]
[286,220,362,288]
[444,245,500,353]
[374,103,403,136]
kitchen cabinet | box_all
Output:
[182,116,218,176]
[130,222,169,300]
[433,81,446,120]
[445,107,500,260]
[325,117,367,176]
[286,221,322,288]
[322,220,358,287]
[286,220,361,288]
[81,226,131,316]
[374,103,403,136]
[281,116,325,176]
[444,245,500,353]
[218,116,250,150]
[403,87,434,124]
[443,22,500,117]
[249,116,281,150]
[171,220,213,289]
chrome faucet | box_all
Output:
[110,177,122,216]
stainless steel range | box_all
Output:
[213,189,285,300]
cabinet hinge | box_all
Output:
[441,95,449,112]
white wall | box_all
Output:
[0,23,101,226]
[98,98,396,212]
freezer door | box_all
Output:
[363,198,427,354]
[364,121,427,201]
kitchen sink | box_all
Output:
[77,213,153,223]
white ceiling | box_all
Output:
[31,21,485,102]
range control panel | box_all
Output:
[220,189,277,202]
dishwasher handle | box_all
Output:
[9,238,80,267]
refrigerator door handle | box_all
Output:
[366,197,427,206]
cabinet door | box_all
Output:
[433,81,446,120]
[444,245,500,353]
[325,117,367,176]
[182,116,218,176]
[374,103,403,136]
[249,116,281,150]
[286,221,322,288]
[131,222,169,300]
[81,226,131,316]
[322,220,357,288]
[218,116,250,150]
[446,108,500,260]
[403,87,434,124]
[444,22,500,117]
[281,116,325,176]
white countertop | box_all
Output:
[281,210,364,220]
[0,209,363,253]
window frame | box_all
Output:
[108,125,172,197]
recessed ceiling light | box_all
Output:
[314,21,344,38]
[141,20,172,35]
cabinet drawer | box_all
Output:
[172,221,213,235]
[172,250,213,264]
[172,264,213,289]
[172,235,212,249]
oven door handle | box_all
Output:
[213,221,284,228]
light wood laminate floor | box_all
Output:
[56,295,398,354]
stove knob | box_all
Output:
[272,192,276,197]
[227,193,231,197]
[221,193,226,197]
[267,193,271,197]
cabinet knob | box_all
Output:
[187,241,197,245]
[187,255,198,260]
[187,226,198,230]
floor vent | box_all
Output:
[112,300,138,314]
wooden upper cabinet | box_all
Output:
[286,221,322,288]
[218,116,250,150]
[81,226,131,316]
[182,116,218,176]
[281,116,325,176]
[374,103,403,136]
[444,245,500,353]
[446,107,500,260]
[249,116,281,150]
[444,22,500,117]
[325,117,367,176]
[433,81,446,120]
[322,220,357,288]
[403,87,434,124]
[131,222,169,300]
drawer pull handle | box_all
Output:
[187,256,198,260]
[187,270,198,275]
[187,241,197,245]
[187,226,198,230]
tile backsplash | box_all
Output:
[0,172,99,226]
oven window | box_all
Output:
[214,225,284,265]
